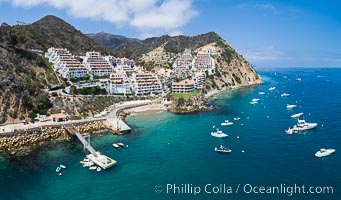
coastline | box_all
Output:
[123,103,167,114]
[204,82,263,99]
[0,82,262,157]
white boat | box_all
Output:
[56,166,61,173]
[268,87,276,91]
[286,104,297,109]
[221,120,234,126]
[112,143,120,148]
[96,167,102,172]
[233,117,241,121]
[251,98,260,102]
[81,161,92,167]
[117,142,125,147]
[211,129,228,138]
[58,173,62,176]
[250,101,258,105]
[284,127,297,134]
[258,92,265,95]
[281,93,290,97]
[215,145,231,153]
[293,119,318,131]
[291,112,304,118]
[89,166,97,170]
[296,77,302,81]
[315,148,335,157]
[59,165,66,169]
[83,158,90,162]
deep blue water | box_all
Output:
[0,68,340,200]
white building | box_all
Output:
[193,72,206,88]
[172,79,195,93]
[84,52,113,76]
[193,53,215,71]
[132,71,162,96]
[110,72,131,94]
[45,47,88,78]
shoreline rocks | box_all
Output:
[167,94,212,114]
[0,121,109,156]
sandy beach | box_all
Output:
[123,103,167,114]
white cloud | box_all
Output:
[8,0,198,37]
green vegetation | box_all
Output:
[51,92,58,97]
[164,42,179,54]
[70,74,91,83]
[93,74,109,79]
[42,57,60,85]
[171,89,200,98]
[71,86,107,95]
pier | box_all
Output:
[104,99,159,133]
[64,124,117,169]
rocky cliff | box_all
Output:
[167,94,211,114]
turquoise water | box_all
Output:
[0,68,340,200]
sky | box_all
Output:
[1,0,341,68]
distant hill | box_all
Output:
[0,15,111,124]
[89,31,221,59]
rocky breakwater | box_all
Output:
[0,121,109,156]
[77,120,109,133]
[168,94,211,114]
[0,127,68,156]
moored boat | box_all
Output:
[268,87,276,91]
[293,119,318,131]
[215,145,231,153]
[291,112,304,118]
[258,92,265,95]
[112,143,120,148]
[117,142,125,147]
[233,117,241,121]
[285,127,297,134]
[211,129,228,138]
[281,93,290,97]
[221,120,234,126]
[56,167,61,173]
[89,166,97,170]
[315,148,335,157]
[286,104,297,109]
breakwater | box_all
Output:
[0,121,108,156]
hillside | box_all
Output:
[0,15,111,124]
[92,31,262,93]
[89,32,221,59]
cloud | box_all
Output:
[7,0,198,37]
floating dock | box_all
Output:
[64,124,117,169]
[86,152,117,169]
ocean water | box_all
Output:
[0,68,340,200]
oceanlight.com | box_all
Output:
[154,183,334,196]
